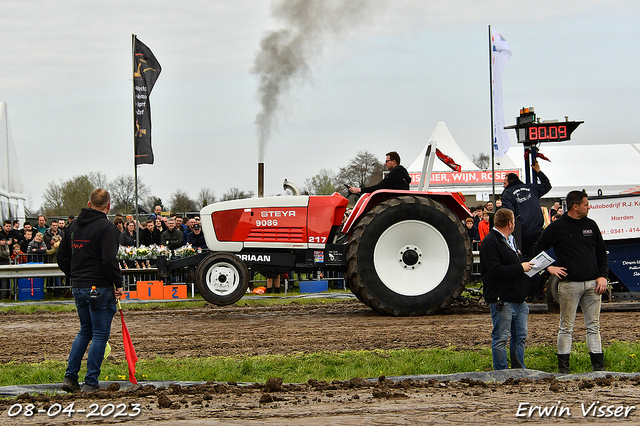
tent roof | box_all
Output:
[504,143,640,198]
[0,102,24,197]
[407,122,479,172]
[404,122,640,199]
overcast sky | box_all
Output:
[1,0,638,211]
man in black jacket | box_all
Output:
[348,151,411,194]
[533,190,608,373]
[57,188,123,393]
[161,218,184,250]
[480,208,533,370]
[187,224,207,251]
[501,162,551,298]
[501,162,551,256]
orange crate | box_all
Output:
[163,285,187,300]
[122,291,137,299]
[136,281,164,300]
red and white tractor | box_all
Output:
[159,143,473,315]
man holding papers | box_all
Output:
[480,208,534,370]
[533,190,608,374]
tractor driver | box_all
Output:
[348,151,411,194]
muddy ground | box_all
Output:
[2,300,640,424]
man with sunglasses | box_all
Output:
[348,151,411,194]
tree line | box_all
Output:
[39,149,487,216]
[39,172,254,217]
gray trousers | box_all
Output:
[557,280,602,354]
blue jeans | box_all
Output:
[65,287,117,386]
[557,280,602,354]
[490,301,529,370]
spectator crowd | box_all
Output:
[114,206,207,252]
[0,206,207,268]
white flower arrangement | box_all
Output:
[174,244,196,258]
[136,246,150,259]
[148,244,171,259]
[117,246,138,261]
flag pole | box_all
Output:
[132,34,140,247]
[488,25,496,206]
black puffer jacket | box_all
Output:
[361,165,411,193]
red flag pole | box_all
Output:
[116,288,138,384]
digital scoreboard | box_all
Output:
[504,107,583,185]
[504,107,583,144]
[526,122,581,142]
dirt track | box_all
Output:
[2,300,640,424]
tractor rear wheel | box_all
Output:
[546,275,560,312]
[195,252,249,305]
[346,196,471,316]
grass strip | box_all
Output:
[2,341,639,387]
[0,291,355,314]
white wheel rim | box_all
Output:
[373,220,450,296]
[205,261,240,296]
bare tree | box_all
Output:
[336,151,385,190]
[472,153,490,170]
[42,175,96,216]
[108,175,150,214]
[196,188,216,209]
[42,181,65,216]
[221,188,254,201]
[169,189,197,213]
[304,169,338,195]
[61,175,95,216]
[87,171,109,189]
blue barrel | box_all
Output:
[18,278,45,301]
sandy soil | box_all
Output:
[2,300,640,424]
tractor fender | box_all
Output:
[343,190,471,235]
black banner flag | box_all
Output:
[133,36,161,165]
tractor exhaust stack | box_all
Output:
[258,162,264,198]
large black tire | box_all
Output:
[546,275,560,312]
[195,253,249,305]
[346,196,472,316]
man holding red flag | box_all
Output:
[57,188,123,393]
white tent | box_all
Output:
[0,102,26,222]
[407,122,517,196]
[407,122,640,201]
[505,143,640,199]
[408,122,479,172]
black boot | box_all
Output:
[557,353,570,374]
[589,352,605,371]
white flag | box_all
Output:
[491,29,512,157]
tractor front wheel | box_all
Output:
[195,253,249,305]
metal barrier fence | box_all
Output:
[0,263,195,300]
[0,263,346,301]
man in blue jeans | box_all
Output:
[57,188,123,392]
[480,208,534,370]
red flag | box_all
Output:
[436,148,462,172]
[118,299,138,384]
[524,149,551,162]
